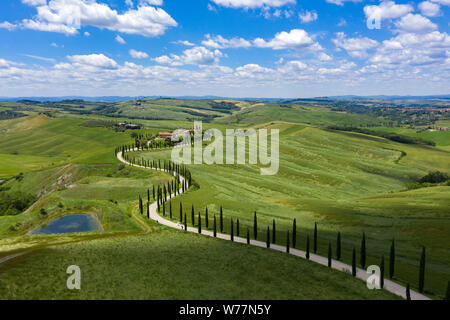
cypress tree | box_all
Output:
[220,206,224,233]
[389,238,395,279]
[360,232,366,269]
[336,232,341,261]
[147,201,149,219]
[406,283,411,300]
[205,207,209,229]
[179,202,183,222]
[246,228,250,244]
[328,242,332,268]
[445,281,450,300]
[162,202,165,216]
[191,205,195,226]
[184,214,187,231]
[139,195,143,215]
[306,235,310,260]
[230,219,234,242]
[147,189,150,202]
[419,246,426,293]
[292,218,297,249]
[380,255,385,289]
[272,219,276,244]
[253,211,258,240]
[198,212,201,234]
[236,219,240,237]
[266,227,270,248]
[352,247,356,277]
[213,215,217,237]
[313,222,318,253]
[286,231,290,253]
[170,201,172,219]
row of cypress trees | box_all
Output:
[166,205,439,298]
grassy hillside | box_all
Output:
[0,115,131,177]
[131,123,449,298]
[0,228,398,300]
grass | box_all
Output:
[0,228,398,300]
[130,123,450,298]
[0,104,448,300]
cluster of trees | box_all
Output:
[0,191,37,216]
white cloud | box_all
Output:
[395,14,438,33]
[154,46,223,66]
[318,52,332,61]
[333,32,379,58]
[140,0,163,5]
[22,19,78,35]
[253,29,319,50]
[115,35,126,44]
[129,49,149,59]
[67,53,118,69]
[418,1,441,17]
[21,0,46,5]
[202,34,252,49]
[172,40,195,46]
[125,0,133,7]
[211,0,295,9]
[0,22,17,31]
[326,0,362,5]
[363,1,413,21]
[430,0,450,5]
[207,3,218,12]
[2,0,177,37]
[84,31,90,36]
[298,10,318,23]
[235,64,274,78]
[370,31,450,68]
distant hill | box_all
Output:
[0,94,449,102]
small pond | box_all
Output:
[30,214,100,235]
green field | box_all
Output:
[0,100,449,300]
[131,123,450,298]
[0,228,397,300]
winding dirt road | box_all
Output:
[117,150,431,301]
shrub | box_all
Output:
[419,171,448,184]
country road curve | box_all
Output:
[117,149,431,301]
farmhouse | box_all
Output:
[158,132,173,139]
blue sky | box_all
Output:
[0,0,449,97]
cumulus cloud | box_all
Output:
[395,13,438,33]
[333,32,379,58]
[418,1,441,17]
[153,46,223,66]
[202,34,252,49]
[363,1,413,21]
[2,0,177,37]
[211,0,295,8]
[129,49,149,59]
[298,10,318,23]
[253,29,319,50]
[172,40,195,46]
[67,53,119,69]
[0,22,17,31]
